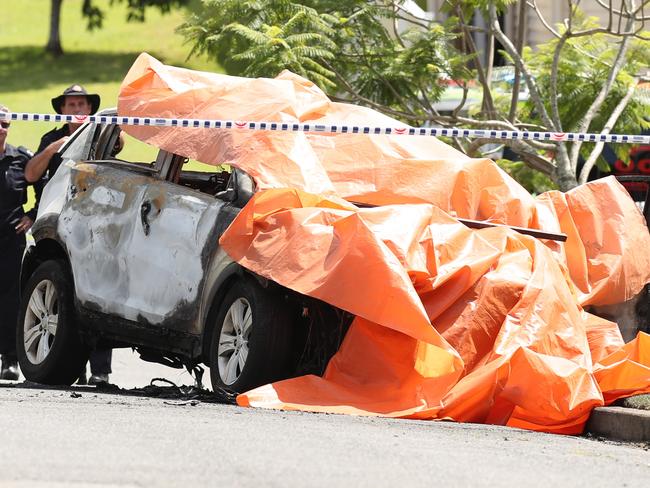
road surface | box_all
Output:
[1,349,648,487]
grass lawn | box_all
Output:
[1,0,222,208]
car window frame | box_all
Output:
[90,122,167,178]
[59,123,99,162]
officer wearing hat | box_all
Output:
[24,84,113,386]
[25,84,100,183]
[0,104,44,380]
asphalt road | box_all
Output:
[1,349,649,488]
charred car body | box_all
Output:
[18,111,350,392]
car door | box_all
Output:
[59,124,224,335]
[124,173,225,334]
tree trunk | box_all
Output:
[46,0,64,57]
[554,144,578,191]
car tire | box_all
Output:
[209,276,293,393]
[17,260,88,385]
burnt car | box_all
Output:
[17,111,350,391]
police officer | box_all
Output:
[25,84,101,183]
[25,85,113,386]
[0,104,43,380]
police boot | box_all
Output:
[88,374,109,386]
[0,356,19,381]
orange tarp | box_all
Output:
[118,53,650,434]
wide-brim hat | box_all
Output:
[51,84,101,115]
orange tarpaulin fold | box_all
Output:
[118,53,650,434]
[220,188,643,434]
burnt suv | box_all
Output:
[18,111,350,391]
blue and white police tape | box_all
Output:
[1,111,649,145]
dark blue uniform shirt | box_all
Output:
[0,144,43,237]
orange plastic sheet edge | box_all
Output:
[118,53,650,433]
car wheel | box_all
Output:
[209,276,293,393]
[17,260,88,385]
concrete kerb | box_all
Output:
[585,396,650,443]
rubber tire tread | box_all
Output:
[209,276,293,393]
[17,260,88,385]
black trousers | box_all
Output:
[0,232,25,358]
[88,348,112,375]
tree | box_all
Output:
[46,0,190,57]
[180,0,650,191]
[46,0,65,57]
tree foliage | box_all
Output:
[181,1,470,113]
[83,0,192,29]
[521,13,650,180]
[181,0,650,191]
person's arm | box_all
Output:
[5,153,37,234]
[25,136,68,183]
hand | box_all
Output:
[15,215,33,234]
[48,136,70,154]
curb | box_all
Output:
[585,406,650,443]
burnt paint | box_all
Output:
[60,163,226,333]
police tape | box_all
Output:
[2,111,649,145]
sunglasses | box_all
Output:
[0,121,10,129]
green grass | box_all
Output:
[0,0,218,151]
[1,0,223,208]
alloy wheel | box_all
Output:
[23,279,58,365]
[217,297,253,385]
